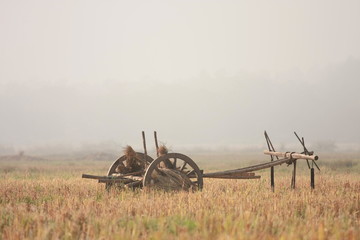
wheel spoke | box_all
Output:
[154,165,162,174]
[180,162,187,171]
[173,158,177,169]
[187,169,195,176]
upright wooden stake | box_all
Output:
[154,131,159,157]
[291,160,297,189]
[311,168,315,189]
[271,167,274,192]
[142,131,148,163]
[264,131,276,192]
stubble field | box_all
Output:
[0,153,359,240]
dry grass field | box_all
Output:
[0,153,359,240]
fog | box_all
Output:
[1,1,359,154]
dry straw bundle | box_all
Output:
[151,168,193,191]
[158,145,174,168]
[157,145,168,156]
[115,146,145,174]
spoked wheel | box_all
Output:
[106,152,154,189]
[143,153,203,191]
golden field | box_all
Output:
[0,153,359,240]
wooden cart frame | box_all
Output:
[82,131,319,191]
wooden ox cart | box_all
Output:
[82,131,319,191]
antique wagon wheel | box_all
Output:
[106,152,154,189]
[143,153,203,191]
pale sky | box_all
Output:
[0,0,360,152]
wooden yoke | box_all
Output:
[263,150,319,161]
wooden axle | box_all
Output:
[264,150,318,161]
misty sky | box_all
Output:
[0,0,360,150]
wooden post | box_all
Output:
[154,131,159,157]
[271,167,274,191]
[264,131,276,192]
[291,160,297,189]
[311,168,315,189]
[142,131,148,163]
